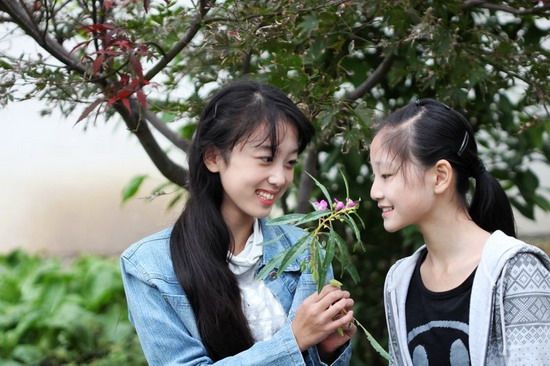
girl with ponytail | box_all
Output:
[121,80,355,365]
[370,99,550,365]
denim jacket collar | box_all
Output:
[259,218,305,272]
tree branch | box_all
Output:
[144,1,213,81]
[463,0,550,15]
[0,0,86,74]
[296,148,318,213]
[345,53,394,101]
[144,109,190,152]
[116,100,188,187]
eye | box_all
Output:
[259,156,274,163]
[286,159,298,168]
[381,173,393,179]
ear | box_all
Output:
[203,147,223,173]
[432,159,453,194]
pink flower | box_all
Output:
[346,198,357,208]
[334,199,345,211]
[314,199,328,210]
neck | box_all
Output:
[223,213,255,255]
[419,206,489,268]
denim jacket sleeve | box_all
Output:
[120,226,351,366]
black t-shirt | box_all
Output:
[405,249,476,366]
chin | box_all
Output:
[383,223,401,233]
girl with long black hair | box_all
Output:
[121,80,355,365]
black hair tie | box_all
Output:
[474,160,487,178]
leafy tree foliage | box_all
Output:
[1,0,550,363]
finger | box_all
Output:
[317,283,340,298]
[326,298,353,319]
[346,322,357,337]
[332,310,354,330]
[317,289,350,309]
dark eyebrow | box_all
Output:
[253,144,299,155]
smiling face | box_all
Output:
[369,131,436,232]
[205,121,299,228]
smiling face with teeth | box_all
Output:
[369,130,436,233]
[205,121,299,230]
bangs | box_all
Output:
[374,112,426,179]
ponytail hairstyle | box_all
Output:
[374,98,516,237]
[170,80,314,360]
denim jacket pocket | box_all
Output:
[162,294,201,339]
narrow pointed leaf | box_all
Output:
[314,244,327,292]
[277,235,310,276]
[343,213,361,242]
[333,231,360,283]
[267,213,306,225]
[295,209,331,225]
[306,172,332,207]
[75,98,104,125]
[256,250,285,280]
[355,318,391,361]
[122,175,147,202]
[340,168,350,199]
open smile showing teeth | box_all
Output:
[256,191,275,200]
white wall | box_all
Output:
[0,100,183,257]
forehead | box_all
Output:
[369,133,401,168]
[239,121,298,150]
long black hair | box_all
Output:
[374,98,516,237]
[170,80,314,360]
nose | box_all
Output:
[370,177,383,201]
[267,164,288,188]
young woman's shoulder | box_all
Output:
[120,227,177,283]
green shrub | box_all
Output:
[0,251,146,365]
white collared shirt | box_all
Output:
[228,219,287,341]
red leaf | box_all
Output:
[75,98,104,124]
[136,89,147,109]
[70,40,92,54]
[92,55,104,75]
[129,54,143,79]
[96,49,121,56]
[122,98,131,113]
[81,23,115,33]
[116,89,133,100]
[103,0,113,9]
[112,39,133,50]
[119,74,130,86]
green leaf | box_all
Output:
[179,123,196,140]
[295,209,332,225]
[354,318,391,361]
[0,59,13,70]
[11,345,42,364]
[323,236,336,274]
[314,244,326,293]
[306,172,332,207]
[277,235,310,276]
[256,251,286,281]
[298,14,319,36]
[340,168,351,199]
[122,175,148,202]
[332,232,360,283]
[167,191,184,209]
[267,213,306,225]
[534,194,550,211]
[342,213,361,243]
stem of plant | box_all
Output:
[328,279,390,361]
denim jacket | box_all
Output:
[121,218,352,366]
